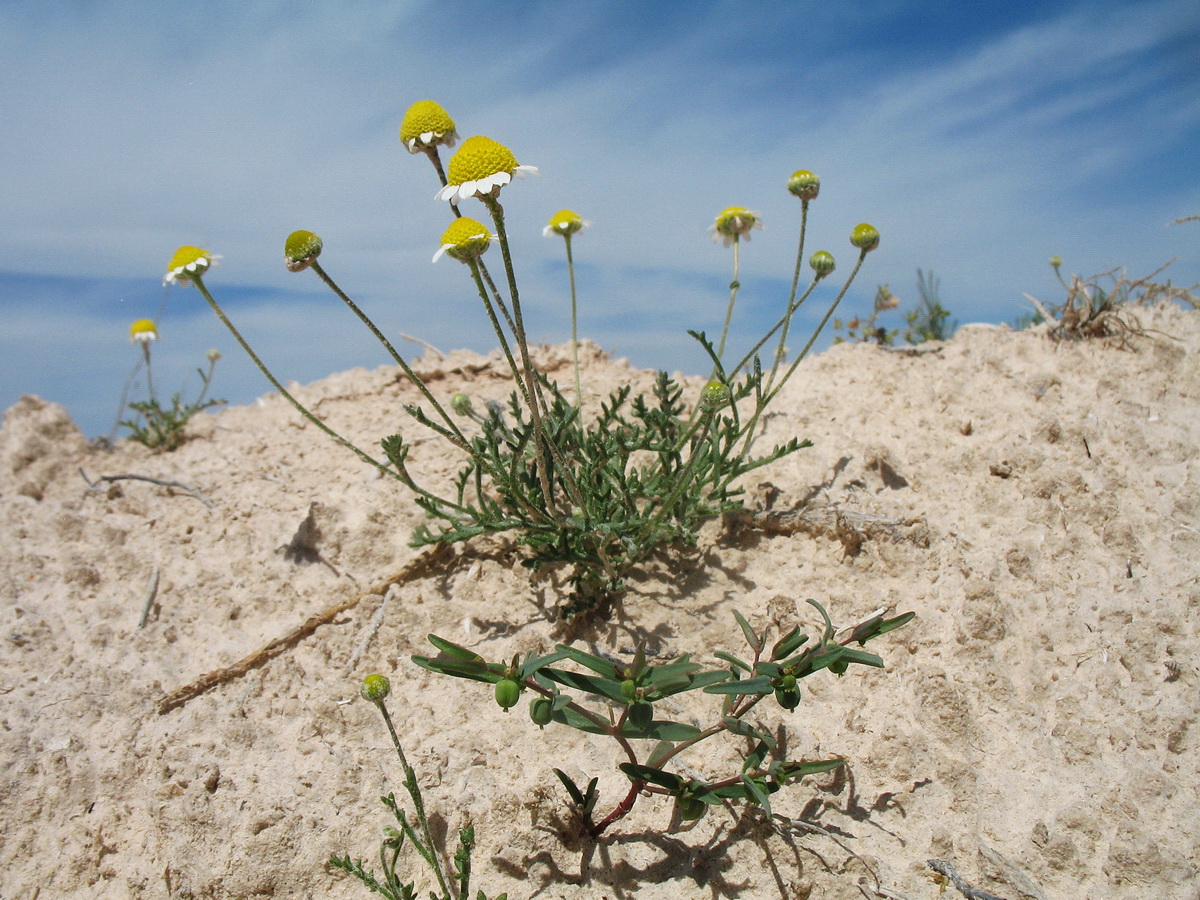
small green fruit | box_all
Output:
[494,678,521,711]
[679,796,707,821]
[529,697,554,728]
[628,700,653,731]
[620,679,638,700]
[779,674,797,691]
[774,687,801,710]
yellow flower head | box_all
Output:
[711,207,762,247]
[129,319,157,343]
[164,245,218,286]
[400,100,459,154]
[543,209,589,238]
[432,216,496,263]
[436,136,538,204]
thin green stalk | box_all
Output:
[769,199,810,382]
[563,233,582,407]
[638,414,715,541]
[762,250,868,410]
[730,275,822,382]
[482,195,573,518]
[715,236,742,368]
[192,275,399,481]
[373,698,451,899]
[308,260,469,450]
[141,342,157,405]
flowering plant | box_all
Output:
[116,314,224,451]
[180,103,879,618]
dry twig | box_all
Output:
[156,544,453,714]
[80,468,215,508]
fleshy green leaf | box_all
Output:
[426,634,484,662]
[618,764,683,791]
[704,676,773,695]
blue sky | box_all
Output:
[2,0,1198,439]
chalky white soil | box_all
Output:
[2,306,1197,899]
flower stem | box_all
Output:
[563,233,582,407]
[762,250,868,410]
[142,342,156,405]
[715,236,742,369]
[769,199,810,384]
[308,260,469,450]
[374,698,451,899]
[192,275,399,480]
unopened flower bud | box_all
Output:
[850,223,880,252]
[450,392,474,416]
[285,230,323,272]
[787,169,820,200]
[699,380,731,411]
[206,348,222,363]
[360,674,391,703]
[809,250,835,278]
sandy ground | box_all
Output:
[2,304,1198,900]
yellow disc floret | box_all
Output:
[400,100,459,153]
[164,246,215,286]
[433,216,495,263]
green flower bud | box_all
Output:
[285,230,323,273]
[1049,256,1063,270]
[628,699,653,731]
[850,223,880,253]
[494,678,521,711]
[450,392,474,416]
[360,674,391,703]
[529,697,554,728]
[809,250,836,278]
[679,796,707,821]
[620,678,638,700]
[699,380,730,411]
[787,169,820,201]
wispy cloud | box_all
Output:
[2,0,1197,437]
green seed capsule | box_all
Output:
[620,679,638,700]
[494,678,521,711]
[679,797,707,821]
[529,697,554,728]
[775,687,801,710]
[780,674,797,691]
[628,700,653,731]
